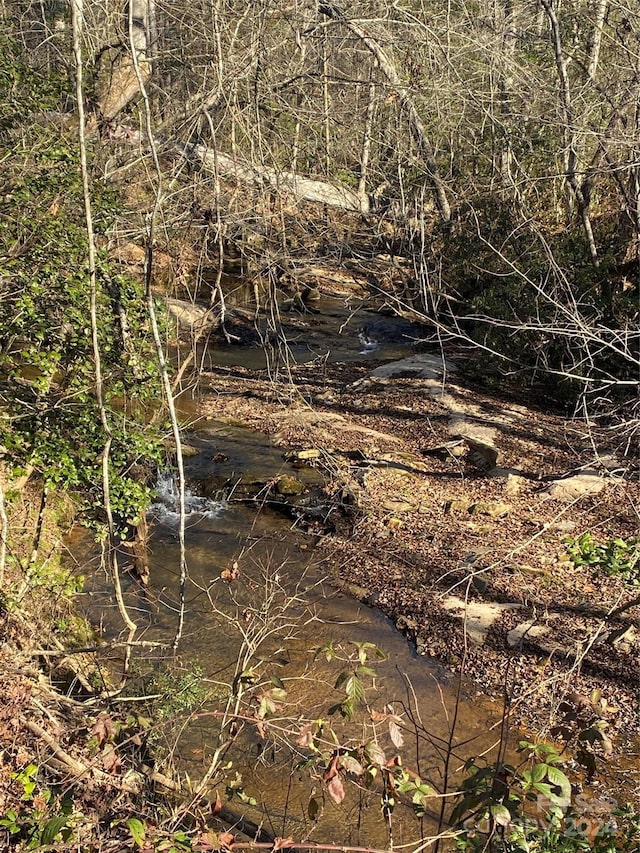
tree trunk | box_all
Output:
[318,2,451,224]
[97,0,152,122]
[182,142,371,213]
[586,0,608,81]
[541,0,600,274]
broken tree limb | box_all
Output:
[96,0,152,121]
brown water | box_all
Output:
[76,416,507,851]
[71,296,639,848]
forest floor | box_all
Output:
[197,323,640,802]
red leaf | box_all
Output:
[327,773,345,805]
[218,831,235,850]
[323,753,345,804]
[210,790,222,816]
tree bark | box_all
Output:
[541,0,600,273]
[97,0,152,122]
[586,0,608,81]
[318,2,451,224]
[182,142,371,213]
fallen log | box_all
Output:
[182,144,370,214]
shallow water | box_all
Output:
[73,301,511,848]
[197,296,429,371]
[70,294,640,847]
[76,416,506,850]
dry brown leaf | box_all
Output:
[218,831,235,850]
[296,723,314,748]
[326,773,345,805]
[221,562,239,581]
[194,832,219,850]
[322,753,345,805]
[210,790,222,816]
[92,713,116,746]
[388,717,404,748]
[101,743,121,773]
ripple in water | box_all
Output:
[149,470,226,524]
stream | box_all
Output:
[78,296,509,849]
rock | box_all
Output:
[370,354,457,380]
[163,440,200,457]
[446,498,475,514]
[605,625,640,651]
[166,297,217,330]
[441,596,521,645]
[421,440,466,461]
[276,475,305,496]
[446,499,511,518]
[466,439,501,471]
[382,497,417,513]
[291,449,322,461]
[507,618,555,648]
[540,470,606,501]
[469,501,512,518]
[488,467,527,494]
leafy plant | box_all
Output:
[452,740,574,852]
[317,640,386,722]
[0,763,79,849]
[295,643,437,820]
[564,533,639,586]
[0,35,163,539]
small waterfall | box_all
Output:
[149,470,226,524]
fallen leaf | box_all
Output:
[92,713,116,746]
[218,831,235,850]
[101,743,121,773]
[211,790,222,816]
[194,832,219,850]
[221,562,239,581]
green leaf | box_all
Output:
[490,804,512,827]
[334,671,349,690]
[530,762,547,783]
[546,765,572,807]
[126,817,146,848]
[40,815,70,845]
[269,687,287,702]
[308,797,319,821]
[345,675,365,703]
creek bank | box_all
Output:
[196,326,640,792]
